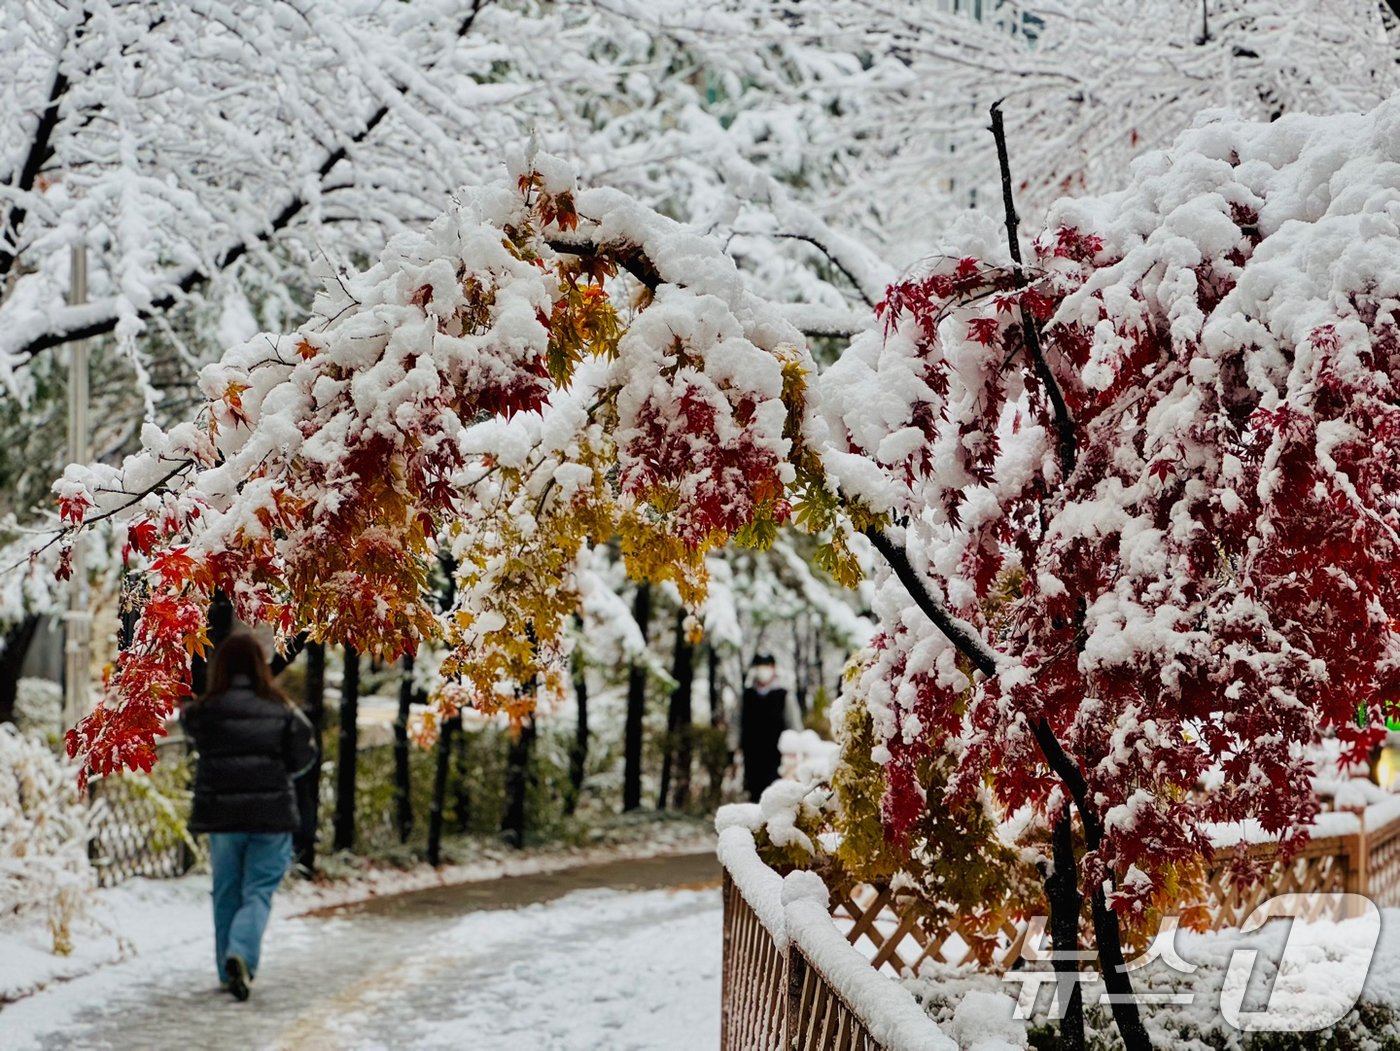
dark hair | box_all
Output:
[203,632,290,706]
[751,652,776,667]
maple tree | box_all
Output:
[43,88,1400,1046]
[813,95,1400,1043]
[53,153,804,786]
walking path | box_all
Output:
[2,853,722,1050]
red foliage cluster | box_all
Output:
[622,380,789,547]
[860,193,1400,909]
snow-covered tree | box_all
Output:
[0,0,896,679]
[785,0,1400,257]
[0,724,92,954]
[44,86,1400,1046]
[0,0,902,406]
[814,94,1400,1045]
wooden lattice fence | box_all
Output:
[827,798,1400,976]
[721,797,1400,1050]
[719,827,953,1051]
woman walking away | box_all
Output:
[183,632,317,1002]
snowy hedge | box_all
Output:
[14,677,63,741]
[0,725,94,954]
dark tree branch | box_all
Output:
[863,502,1147,1044]
[545,237,662,293]
[990,101,1077,481]
[1047,806,1086,1051]
[862,526,999,677]
[0,54,75,283]
[991,105,1145,1046]
[270,632,308,676]
[773,232,877,309]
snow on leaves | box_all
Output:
[837,98,1400,913]
[51,97,1400,919]
[59,155,807,781]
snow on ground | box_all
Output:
[2,862,720,1050]
[0,823,714,1007]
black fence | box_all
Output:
[87,738,197,888]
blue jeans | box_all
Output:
[209,832,292,982]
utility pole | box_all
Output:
[63,242,92,732]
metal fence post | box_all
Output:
[63,241,92,733]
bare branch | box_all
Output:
[773,232,877,309]
[990,101,1077,480]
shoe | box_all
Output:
[226,955,251,1002]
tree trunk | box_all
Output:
[565,651,588,816]
[707,643,723,727]
[393,652,415,843]
[671,639,695,811]
[452,723,472,834]
[190,589,235,697]
[500,714,536,848]
[1086,867,1152,1050]
[294,642,326,875]
[427,714,460,866]
[332,646,359,853]
[0,614,39,725]
[622,581,651,813]
[1035,724,1150,1049]
[1047,805,1086,1051]
[792,617,808,715]
[657,611,695,811]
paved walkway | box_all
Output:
[4,853,722,1051]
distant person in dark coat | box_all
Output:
[740,652,788,802]
[182,632,316,1002]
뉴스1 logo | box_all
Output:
[1004,893,1381,1033]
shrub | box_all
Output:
[0,725,94,954]
[14,677,63,742]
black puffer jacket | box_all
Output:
[183,677,317,834]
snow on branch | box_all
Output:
[830,93,1400,913]
[51,155,815,782]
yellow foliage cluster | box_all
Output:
[751,665,1039,969]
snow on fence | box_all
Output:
[718,819,955,1051]
[719,793,1400,1048]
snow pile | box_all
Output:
[716,735,841,859]
[0,726,94,955]
[942,990,1027,1051]
[778,727,841,782]
[1127,907,1400,1043]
